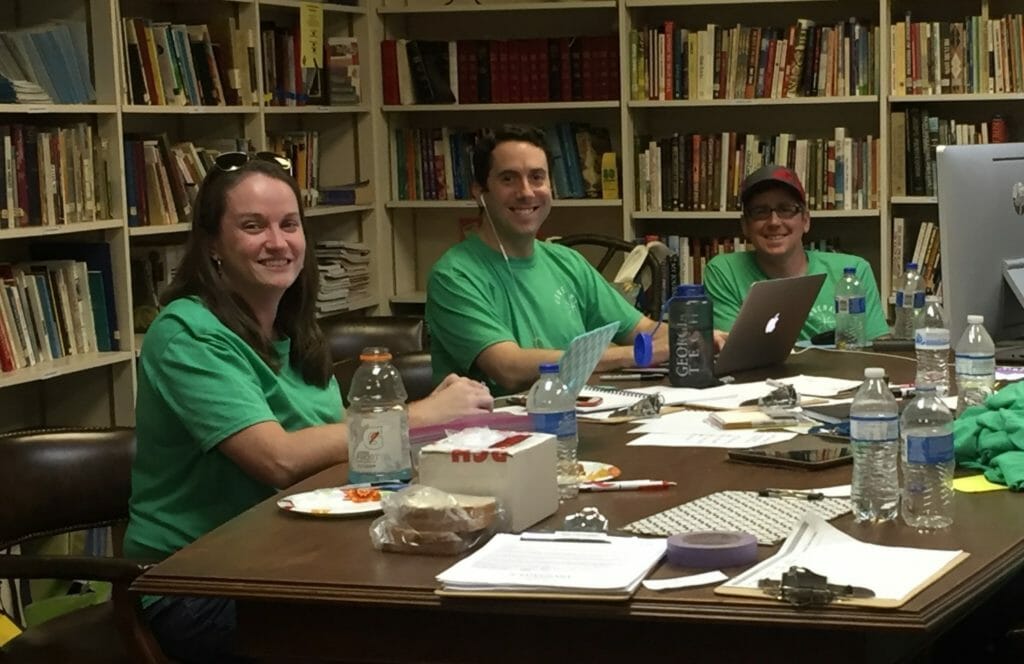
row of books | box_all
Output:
[380,36,619,105]
[123,17,255,107]
[0,21,94,104]
[124,136,251,227]
[0,123,112,230]
[889,110,999,198]
[0,256,116,373]
[267,132,321,208]
[315,240,371,316]
[891,218,941,296]
[891,13,1024,96]
[635,129,879,213]
[390,123,613,201]
[630,18,877,102]
[262,27,361,106]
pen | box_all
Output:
[598,374,664,381]
[579,480,677,492]
[757,488,825,500]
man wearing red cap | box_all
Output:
[703,164,889,342]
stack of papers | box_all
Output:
[436,533,666,600]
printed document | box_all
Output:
[436,533,666,596]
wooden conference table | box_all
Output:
[133,349,1024,663]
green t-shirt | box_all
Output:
[124,297,342,570]
[426,234,643,394]
[702,250,890,342]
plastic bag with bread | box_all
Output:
[370,485,506,555]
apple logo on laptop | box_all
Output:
[765,313,780,334]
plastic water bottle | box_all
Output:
[914,295,946,331]
[849,367,900,523]
[954,314,996,416]
[347,347,412,483]
[526,363,581,500]
[668,284,715,388]
[915,326,950,396]
[900,386,955,530]
[835,267,867,349]
[894,262,925,339]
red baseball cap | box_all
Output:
[740,164,807,209]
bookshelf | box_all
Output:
[373,0,1023,316]
[0,0,382,432]
[1,0,1021,431]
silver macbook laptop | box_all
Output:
[714,273,827,376]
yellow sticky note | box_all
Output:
[299,3,324,68]
[0,612,21,647]
[953,474,1010,493]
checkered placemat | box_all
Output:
[559,321,618,396]
[622,490,850,545]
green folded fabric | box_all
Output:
[954,382,1024,490]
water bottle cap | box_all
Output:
[906,262,918,270]
[968,314,984,324]
[633,332,654,367]
[864,367,884,378]
[359,346,392,362]
[673,283,706,300]
[538,363,560,373]
[844,266,856,275]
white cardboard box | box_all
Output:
[418,431,559,532]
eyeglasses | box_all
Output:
[744,203,804,222]
[212,151,294,177]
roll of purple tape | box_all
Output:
[666,531,758,568]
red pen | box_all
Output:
[578,480,677,492]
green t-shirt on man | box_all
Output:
[124,297,342,582]
[426,234,643,394]
[702,250,889,342]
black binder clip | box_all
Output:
[609,392,665,418]
[757,566,875,607]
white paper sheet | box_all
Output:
[719,513,964,603]
[436,533,667,593]
[643,571,728,591]
[626,431,796,448]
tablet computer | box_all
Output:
[727,439,852,470]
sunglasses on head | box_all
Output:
[212,151,294,177]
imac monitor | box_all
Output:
[937,143,1024,349]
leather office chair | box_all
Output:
[319,316,436,404]
[553,234,664,319]
[0,428,168,664]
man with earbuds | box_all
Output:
[426,125,726,395]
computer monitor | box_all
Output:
[937,143,1024,348]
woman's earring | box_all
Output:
[212,256,222,273]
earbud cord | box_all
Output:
[480,194,542,349]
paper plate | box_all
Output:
[277,486,387,517]
[579,461,621,482]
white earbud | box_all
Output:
[478,193,486,208]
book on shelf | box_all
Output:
[630,18,876,101]
[0,21,94,105]
[891,13,1024,96]
[635,129,878,213]
[122,18,250,107]
[29,242,120,352]
[381,36,618,106]
[326,37,360,105]
[894,109,997,197]
[260,21,324,107]
[0,259,106,373]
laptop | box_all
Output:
[713,273,826,376]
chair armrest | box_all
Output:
[0,553,155,583]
